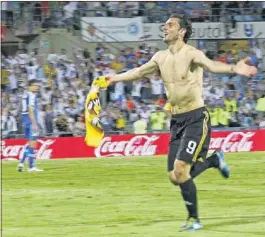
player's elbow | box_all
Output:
[138,66,153,79]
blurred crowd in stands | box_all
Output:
[1,1,265,138]
[1,40,265,138]
[1,1,265,31]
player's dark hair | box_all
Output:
[28,79,39,86]
[169,14,192,43]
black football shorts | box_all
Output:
[168,106,211,172]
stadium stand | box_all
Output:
[1,1,265,28]
[1,2,265,138]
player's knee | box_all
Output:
[174,160,190,183]
[168,172,179,186]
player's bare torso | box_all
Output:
[155,45,204,114]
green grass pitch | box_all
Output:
[2,152,265,237]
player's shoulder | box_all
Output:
[185,44,200,53]
[152,49,168,62]
[155,49,168,56]
[185,45,205,58]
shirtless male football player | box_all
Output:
[106,15,257,231]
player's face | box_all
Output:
[163,18,185,44]
[30,83,40,92]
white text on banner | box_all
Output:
[143,22,265,40]
[81,17,144,42]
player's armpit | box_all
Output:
[191,50,235,74]
[110,52,160,83]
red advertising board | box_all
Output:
[1,130,265,160]
[1,25,7,41]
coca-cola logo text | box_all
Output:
[1,141,24,159]
[36,139,55,159]
[1,130,264,160]
[209,132,255,152]
[95,135,159,157]
[1,139,55,160]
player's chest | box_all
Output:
[159,54,193,82]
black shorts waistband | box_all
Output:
[171,106,206,119]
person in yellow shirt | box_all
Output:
[44,63,57,89]
[256,94,265,113]
[110,57,125,73]
[218,105,230,127]
[133,118,147,134]
[150,106,167,132]
[115,112,126,132]
[1,69,10,89]
[224,94,238,113]
[208,105,219,128]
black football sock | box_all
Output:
[206,153,219,168]
[190,154,219,179]
[179,178,199,221]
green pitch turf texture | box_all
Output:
[2,152,265,237]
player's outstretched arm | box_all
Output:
[106,52,160,86]
[191,49,257,77]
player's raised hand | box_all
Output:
[234,57,258,77]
